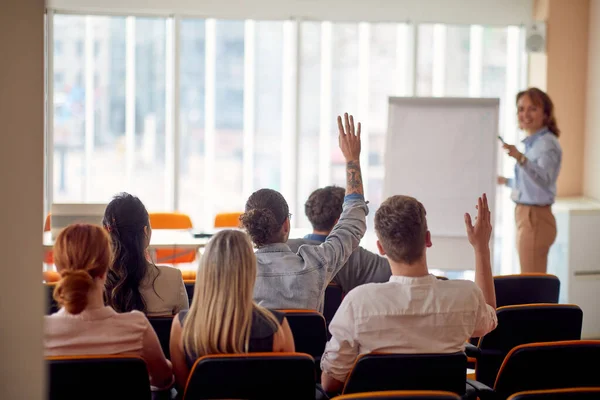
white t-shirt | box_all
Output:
[320,274,497,382]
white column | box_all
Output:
[125,17,136,194]
[281,20,299,220]
[165,17,180,210]
[432,24,446,97]
[203,19,217,228]
[84,16,95,201]
[242,20,256,200]
[46,10,55,210]
[395,23,413,96]
[318,21,332,188]
[469,25,483,97]
[358,22,370,196]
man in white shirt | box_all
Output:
[320,193,498,394]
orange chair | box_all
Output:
[44,213,54,264]
[332,391,461,399]
[43,270,61,283]
[181,270,196,281]
[149,212,197,264]
[214,212,243,228]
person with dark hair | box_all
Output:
[287,185,391,293]
[497,87,562,273]
[44,224,174,389]
[240,113,367,313]
[103,192,188,316]
[320,194,497,394]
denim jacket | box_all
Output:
[253,194,368,313]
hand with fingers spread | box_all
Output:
[337,113,364,196]
[464,193,493,251]
[338,113,361,162]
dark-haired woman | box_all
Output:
[44,224,173,389]
[103,193,189,316]
[498,87,562,273]
[240,113,368,313]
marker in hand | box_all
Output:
[497,135,506,144]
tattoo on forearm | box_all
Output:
[346,160,364,195]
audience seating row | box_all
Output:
[46,341,600,400]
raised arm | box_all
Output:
[339,113,363,196]
[464,193,496,309]
[298,113,367,279]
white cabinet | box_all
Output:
[548,197,600,339]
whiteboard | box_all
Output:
[383,97,498,268]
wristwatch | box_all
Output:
[518,153,527,165]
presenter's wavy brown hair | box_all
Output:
[52,224,113,314]
[516,87,560,137]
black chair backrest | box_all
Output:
[508,387,600,399]
[47,355,151,400]
[494,341,600,399]
[494,274,560,307]
[475,304,582,386]
[183,352,315,400]
[324,284,343,328]
[343,352,467,395]
[278,310,327,358]
[148,316,174,359]
[333,390,461,399]
[184,281,194,305]
[46,283,59,315]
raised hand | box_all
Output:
[464,193,492,250]
[338,113,361,162]
[337,113,364,196]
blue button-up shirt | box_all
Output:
[506,127,562,205]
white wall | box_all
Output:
[0,1,45,398]
[585,0,600,201]
[47,0,533,25]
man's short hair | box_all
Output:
[374,195,428,264]
[305,186,345,232]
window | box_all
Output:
[51,15,168,211]
[48,12,526,274]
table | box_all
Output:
[43,229,210,252]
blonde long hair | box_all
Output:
[182,230,281,356]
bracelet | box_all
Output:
[518,153,527,165]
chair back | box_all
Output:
[43,270,61,283]
[494,341,600,399]
[324,283,343,330]
[184,280,195,304]
[508,387,600,399]
[278,309,327,358]
[493,274,560,307]
[47,355,151,400]
[343,352,467,396]
[148,316,174,359]
[214,212,243,228]
[44,213,54,264]
[183,352,315,400]
[45,283,59,315]
[332,390,461,399]
[475,304,582,386]
[148,212,196,264]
